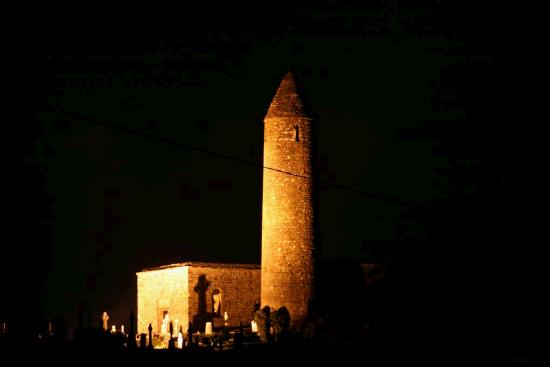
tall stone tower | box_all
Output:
[261,72,316,327]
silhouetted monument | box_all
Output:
[147,323,153,349]
[140,333,146,349]
[168,321,174,350]
[128,310,137,349]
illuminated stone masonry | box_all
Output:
[136,262,260,335]
[136,72,317,334]
[135,73,390,338]
[261,72,316,328]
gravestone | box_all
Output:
[128,311,137,349]
[205,322,212,335]
[147,323,153,349]
[102,312,109,331]
[140,333,147,349]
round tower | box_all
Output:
[261,72,316,328]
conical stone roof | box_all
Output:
[265,72,311,119]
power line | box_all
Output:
[51,109,425,208]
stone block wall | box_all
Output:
[261,72,316,327]
[187,264,260,330]
[136,266,188,335]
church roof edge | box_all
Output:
[137,261,260,273]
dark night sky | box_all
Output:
[3,2,525,355]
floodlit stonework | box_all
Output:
[136,72,317,334]
[261,72,316,327]
[137,263,260,335]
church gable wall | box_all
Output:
[136,266,188,335]
[187,265,260,330]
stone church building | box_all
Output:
[136,72,379,336]
[137,262,260,335]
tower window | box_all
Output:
[295,125,300,142]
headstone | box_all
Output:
[102,312,109,331]
[166,320,174,348]
[187,322,194,345]
[234,322,244,350]
[205,322,212,335]
[161,317,167,336]
[251,320,258,333]
[177,331,183,349]
[128,311,137,349]
[148,323,153,349]
[121,325,125,334]
[111,325,116,333]
[140,333,147,349]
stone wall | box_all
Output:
[136,266,188,335]
[261,72,316,327]
[187,264,260,330]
